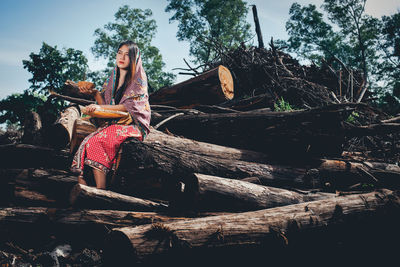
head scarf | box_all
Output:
[100,46,151,138]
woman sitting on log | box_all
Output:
[71,40,151,189]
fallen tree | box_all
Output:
[104,189,399,264]
[170,173,335,212]
[116,139,400,199]
[149,65,234,108]
[70,184,168,211]
[154,103,356,157]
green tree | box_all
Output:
[91,5,175,92]
[0,42,89,127]
[282,3,350,65]
[376,12,400,114]
[322,0,380,83]
[23,42,88,94]
[282,0,380,85]
[165,0,252,67]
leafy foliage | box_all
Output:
[280,0,400,114]
[165,0,252,67]
[23,42,88,95]
[283,3,349,65]
[91,5,175,91]
[274,97,294,112]
[0,43,88,127]
[282,0,380,82]
[375,12,400,114]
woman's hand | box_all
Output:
[78,81,98,96]
[82,104,101,114]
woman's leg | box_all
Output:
[93,168,107,189]
[78,175,88,185]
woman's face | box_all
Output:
[116,45,130,69]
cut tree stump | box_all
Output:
[149,65,234,108]
[47,105,81,149]
[171,173,335,212]
[70,184,168,211]
[104,189,399,264]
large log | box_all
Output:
[219,93,275,111]
[154,103,356,157]
[70,183,168,211]
[0,168,77,207]
[0,144,69,169]
[0,207,230,248]
[72,122,273,164]
[104,189,400,264]
[149,65,234,108]
[116,139,307,199]
[116,139,400,199]
[47,105,81,149]
[171,173,335,212]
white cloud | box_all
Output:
[365,0,400,17]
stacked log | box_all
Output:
[104,189,400,264]
[2,62,400,266]
[149,65,234,108]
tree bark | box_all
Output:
[0,144,70,169]
[72,122,273,164]
[149,65,234,108]
[70,183,168,211]
[116,139,308,199]
[104,189,399,264]
[0,207,229,229]
[219,93,275,111]
[0,168,77,207]
[116,139,400,199]
[171,173,334,212]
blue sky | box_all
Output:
[0,0,399,100]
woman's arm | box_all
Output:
[99,104,127,112]
[82,103,127,114]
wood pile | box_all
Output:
[1,47,399,266]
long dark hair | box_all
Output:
[114,41,138,104]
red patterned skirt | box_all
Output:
[71,124,142,175]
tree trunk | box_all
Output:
[116,139,308,199]
[116,139,400,199]
[1,168,77,207]
[69,183,168,211]
[72,122,273,164]
[149,65,234,108]
[47,105,81,149]
[104,189,399,264]
[154,103,355,157]
[171,173,334,212]
[0,144,70,169]
[0,207,229,229]
[219,93,275,111]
